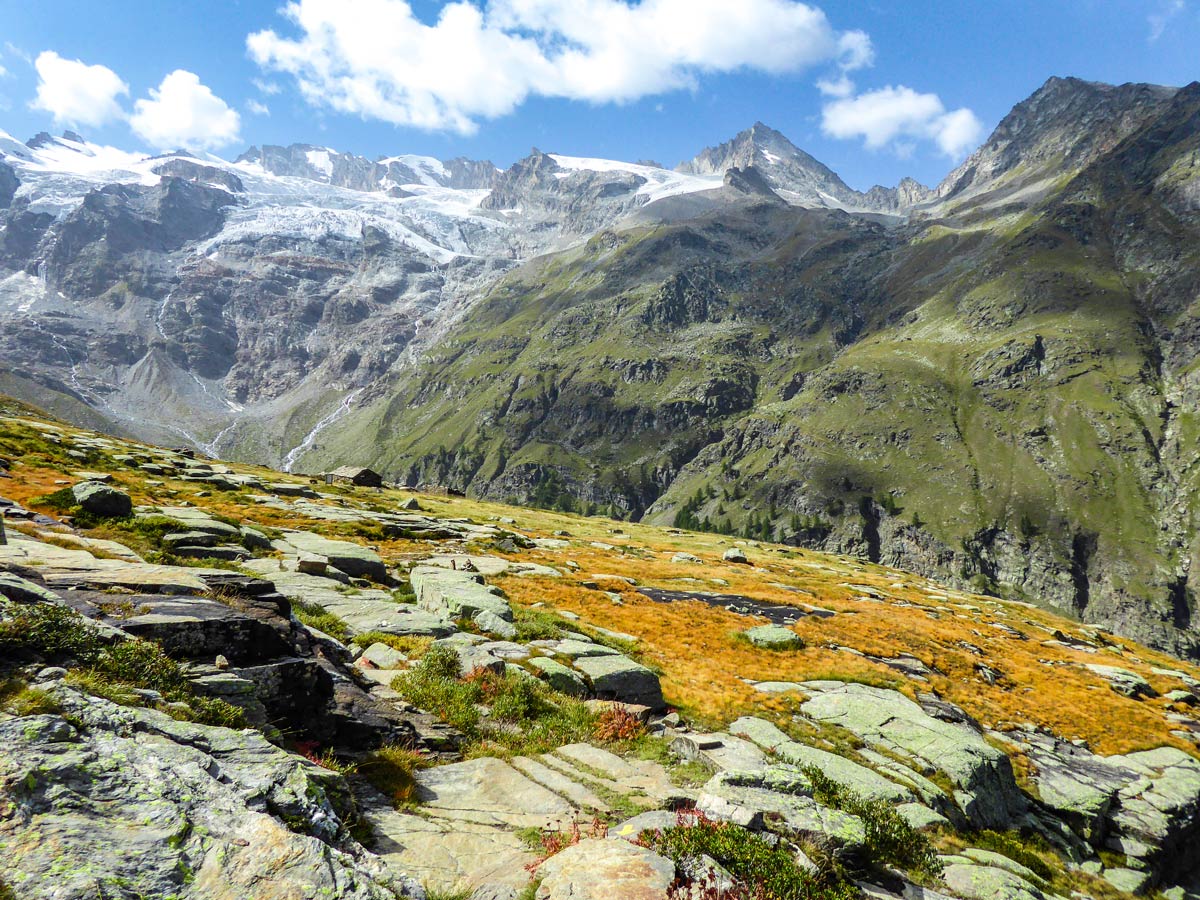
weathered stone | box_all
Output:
[573,653,664,709]
[554,638,621,659]
[511,756,609,812]
[723,548,748,564]
[670,731,768,774]
[698,768,867,853]
[162,529,221,549]
[1086,664,1158,699]
[265,571,454,639]
[139,507,242,538]
[1102,867,1150,894]
[799,681,1027,828]
[741,624,804,650]
[360,642,407,670]
[553,744,689,806]
[0,570,64,604]
[0,688,421,900]
[528,656,589,696]
[455,645,506,676]
[535,839,675,900]
[942,863,1048,900]
[71,481,132,517]
[411,565,513,622]
[475,608,518,639]
[277,531,388,581]
[1106,746,1200,877]
[1008,730,1133,842]
[608,810,681,841]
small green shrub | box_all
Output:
[292,600,352,642]
[392,649,482,737]
[0,602,106,660]
[640,811,857,900]
[969,830,1055,882]
[391,648,595,753]
[510,606,568,642]
[31,485,78,513]
[1,603,245,728]
[489,674,549,722]
[423,887,472,900]
[800,766,942,880]
[63,671,140,706]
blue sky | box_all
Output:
[0,0,1196,191]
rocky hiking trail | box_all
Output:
[2,405,1200,899]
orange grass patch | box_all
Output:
[493,563,1200,757]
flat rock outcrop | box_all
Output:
[0,688,422,900]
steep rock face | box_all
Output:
[44,178,235,297]
[0,159,17,209]
[936,76,1179,207]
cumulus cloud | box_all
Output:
[129,70,241,150]
[246,99,271,116]
[31,51,128,127]
[248,0,859,133]
[821,84,982,158]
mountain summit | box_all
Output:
[678,121,929,211]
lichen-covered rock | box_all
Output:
[276,530,388,581]
[573,653,664,709]
[942,862,1051,900]
[528,656,589,696]
[697,768,868,855]
[799,681,1028,829]
[742,624,804,650]
[411,565,514,621]
[0,688,423,900]
[71,481,132,517]
[535,838,675,900]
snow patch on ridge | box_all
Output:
[548,154,721,204]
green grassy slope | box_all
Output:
[313,86,1200,657]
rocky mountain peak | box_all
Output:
[679,122,917,212]
[677,121,829,179]
[937,75,1180,203]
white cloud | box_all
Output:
[835,30,873,72]
[252,78,282,96]
[248,0,857,133]
[815,29,872,98]
[31,51,128,127]
[247,98,271,116]
[130,70,241,150]
[817,74,855,98]
[1148,0,1184,41]
[821,84,982,159]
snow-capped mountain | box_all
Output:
[677,121,931,212]
[0,124,922,467]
